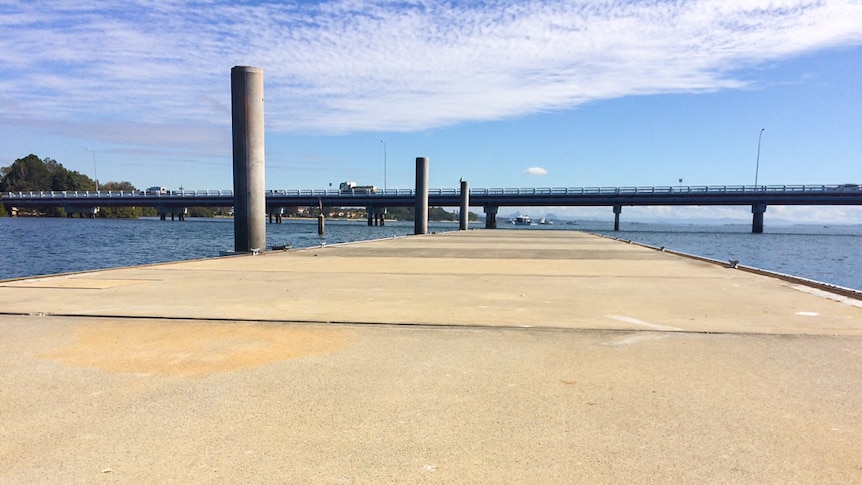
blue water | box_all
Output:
[537,220,862,291]
[0,217,454,280]
[1,217,860,291]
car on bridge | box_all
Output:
[145,186,167,195]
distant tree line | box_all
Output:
[383,206,479,222]
[0,154,157,218]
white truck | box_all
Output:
[145,186,167,195]
[339,181,378,194]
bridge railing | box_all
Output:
[1,190,235,199]
[465,184,857,196]
[3,184,858,201]
[171,190,234,196]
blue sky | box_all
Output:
[2,0,861,223]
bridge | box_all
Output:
[3,183,861,232]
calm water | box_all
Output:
[0,218,454,280]
[1,217,860,291]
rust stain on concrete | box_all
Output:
[40,320,352,378]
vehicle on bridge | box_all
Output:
[339,181,378,194]
[145,186,167,195]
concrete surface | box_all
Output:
[1,229,861,483]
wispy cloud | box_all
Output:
[1,0,861,137]
[524,166,548,175]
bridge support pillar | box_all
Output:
[414,157,429,235]
[267,207,284,224]
[366,206,374,226]
[64,205,99,218]
[157,206,186,221]
[231,65,266,254]
[459,179,469,230]
[613,205,622,231]
[751,203,767,234]
[484,204,498,229]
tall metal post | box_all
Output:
[414,157,429,235]
[231,66,266,253]
[459,179,469,230]
[380,139,387,192]
[754,128,765,188]
[85,147,99,191]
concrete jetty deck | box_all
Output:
[1,230,861,483]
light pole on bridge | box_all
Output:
[380,139,387,192]
[754,128,765,188]
[85,147,99,191]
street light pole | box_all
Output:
[85,147,98,191]
[380,139,387,192]
[754,128,765,188]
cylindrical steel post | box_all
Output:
[414,157,429,235]
[231,66,266,253]
[459,179,469,230]
[318,214,325,235]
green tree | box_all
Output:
[386,206,413,221]
[1,154,52,192]
[97,181,145,218]
[188,207,216,218]
[0,154,95,193]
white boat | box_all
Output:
[511,215,533,225]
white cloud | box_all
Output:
[524,166,548,175]
[1,0,861,135]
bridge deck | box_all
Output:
[1,230,861,482]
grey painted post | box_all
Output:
[613,205,622,231]
[751,203,767,234]
[231,66,266,253]
[459,179,469,230]
[415,157,429,235]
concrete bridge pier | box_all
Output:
[366,208,386,227]
[267,207,284,224]
[414,157,429,235]
[752,203,767,234]
[157,207,186,221]
[366,209,386,227]
[64,206,99,218]
[231,65,266,254]
[459,179,469,230]
[484,204,498,229]
[613,205,622,231]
